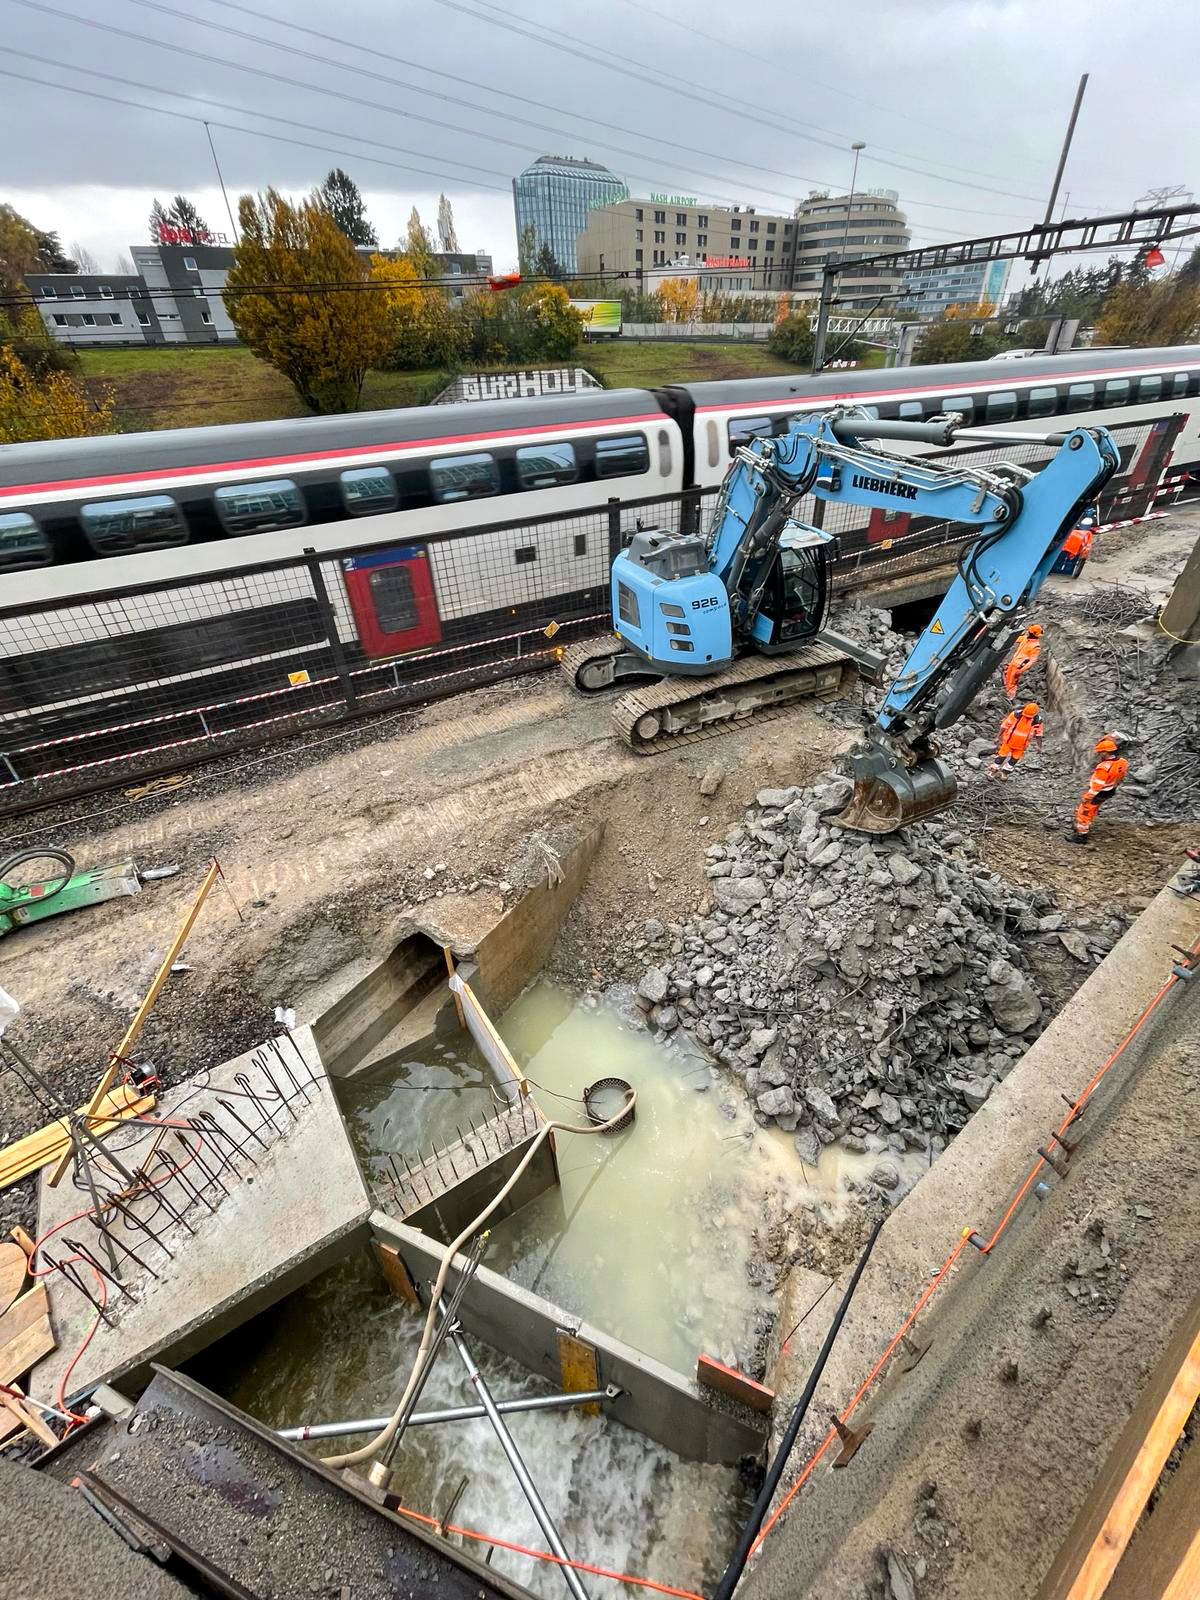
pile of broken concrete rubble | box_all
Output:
[636,774,1056,1167]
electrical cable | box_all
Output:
[321,1085,636,1470]
[711,1214,883,1600]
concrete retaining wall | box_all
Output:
[370,1212,767,1466]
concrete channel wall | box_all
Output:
[370,1212,768,1467]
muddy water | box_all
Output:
[200,1254,752,1599]
[203,985,924,1597]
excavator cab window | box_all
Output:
[760,544,825,644]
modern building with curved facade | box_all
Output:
[512,155,628,275]
[791,189,911,305]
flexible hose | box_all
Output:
[0,848,75,903]
[324,1089,636,1473]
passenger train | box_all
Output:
[2,345,1198,762]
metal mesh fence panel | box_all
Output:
[0,430,1165,813]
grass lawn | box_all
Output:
[77,338,818,434]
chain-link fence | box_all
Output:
[0,418,1176,815]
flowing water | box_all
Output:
[202,983,925,1597]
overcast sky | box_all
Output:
[4,0,1198,282]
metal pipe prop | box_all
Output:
[279,1388,614,1442]
[442,1300,591,1600]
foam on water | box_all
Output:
[204,1254,749,1599]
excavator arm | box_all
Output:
[831,421,1120,832]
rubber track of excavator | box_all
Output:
[559,634,625,691]
[612,640,858,754]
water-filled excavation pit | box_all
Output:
[193,981,893,1597]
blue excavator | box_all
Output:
[562,407,1119,832]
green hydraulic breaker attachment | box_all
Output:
[0,850,143,937]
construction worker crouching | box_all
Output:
[989,702,1043,780]
[1069,734,1129,844]
[1004,624,1043,699]
[1054,508,1097,579]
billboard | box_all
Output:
[570,299,623,339]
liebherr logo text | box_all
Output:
[851,473,918,501]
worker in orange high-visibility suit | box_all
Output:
[1003,623,1043,698]
[1058,513,1096,579]
[1069,734,1129,843]
[988,702,1044,779]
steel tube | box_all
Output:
[443,1304,590,1600]
[278,1388,611,1442]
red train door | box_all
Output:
[342,546,442,659]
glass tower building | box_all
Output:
[512,156,628,275]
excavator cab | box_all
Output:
[742,523,830,653]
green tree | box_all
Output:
[533,241,562,279]
[911,303,1010,364]
[405,207,438,280]
[767,313,815,365]
[436,193,459,254]
[226,188,393,413]
[149,195,211,242]
[1,204,75,298]
[0,343,114,442]
[1094,271,1199,347]
[318,168,377,247]
[517,222,537,275]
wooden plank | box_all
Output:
[0,1243,25,1316]
[0,1284,54,1385]
[372,1241,419,1307]
[1,1387,57,1448]
[0,1086,153,1189]
[1037,1289,1200,1600]
[557,1329,600,1418]
[49,859,218,1186]
[697,1353,776,1416]
[1107,1411,1200,1600]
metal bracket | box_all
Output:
[1038,1143,1071,1178]
[898,1331,932,1372]
[830,1412,872,1467]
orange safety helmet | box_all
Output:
[1094,734,1119,755]
[1023,702,1040,717]
[1026,623,1043,637]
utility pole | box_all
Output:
[1037,74,1088,252]
[205,121,238,243]
[838,141,867,304]
[811,265,837,374]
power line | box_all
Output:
[608,0,1115,205]
[0,66,512,194]
[427,0,1091,208]
[6,48,516,187]
[178,0,1043,226]
[9,0,791,214]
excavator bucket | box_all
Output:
[833,746,958,835]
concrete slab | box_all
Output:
[31,1027,371,1406]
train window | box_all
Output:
[1104,378,1131,406]
[340,467,397,516]
[1065,382,1095,413]
[81,494,188,555]
[1171,373,1189,397]
[986,392,1018,422]
[1028,387,1057,417]
[1136,375,1163,402]
[574,534,587,556]
[513,546,537,564]
[595,434,650,479]
[214,480,305,535]
[367,566,417,634]
[729,415,774,448]
[941,395,975,423]
[617,581,640,628]
[706,419,720,470]
[429,452,499,503]
[897,401,924,420]
[0,511,51,570]
[515,442,578,490]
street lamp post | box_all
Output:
[838,141,867,304]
